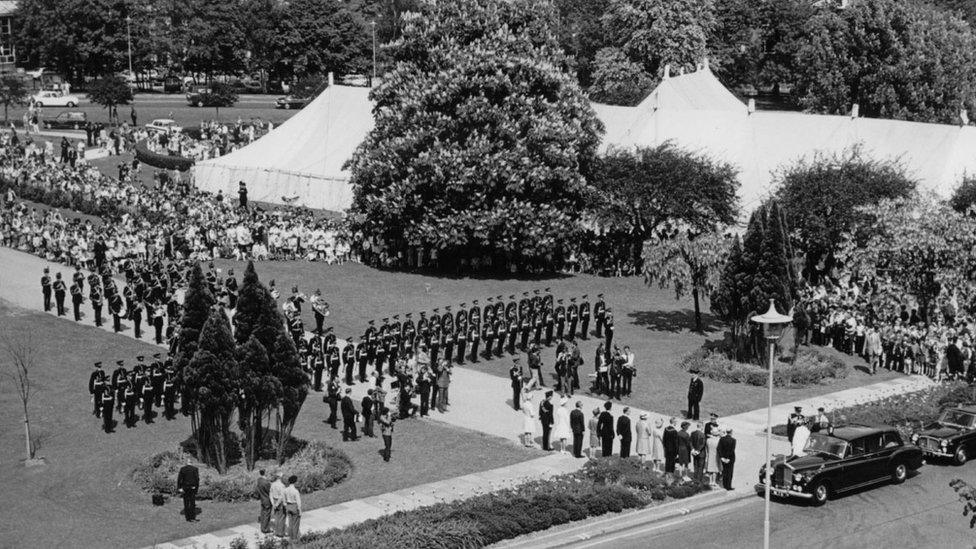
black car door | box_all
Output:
[843,435,888,488]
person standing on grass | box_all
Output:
[283,475,302,541]
[379,407,395,462]
[270,471,286,536]
[256,469,272,534]
[176,455,199,522]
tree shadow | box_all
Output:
[627,310,722,334]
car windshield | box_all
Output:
[939,410,976,428]
[803,433,848,459]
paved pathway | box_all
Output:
[152,454,581,549]
[0,246,942,547]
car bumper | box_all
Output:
[755,482,813,499]
[921,449,953,458]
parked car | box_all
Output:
[232,80,263,94]
[163,77,184,93]
[186,88,208,107]
[756,425,923,506]
[911,405,976,465]
[31,90,81,108]
[44,111,87,130]
[274,95,308,110]
[145,119,182,134]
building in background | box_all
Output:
[0,1,15,72]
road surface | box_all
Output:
[562,462,975,549]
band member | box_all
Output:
[41,267,52,312]
[311,289,329,334]
[52,272,67,316]
[90,283,104,327]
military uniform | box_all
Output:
[579,296,591,339]
[90,284,104,327]
[342,341,356,386]
[53,274,67,316]
[41,269,52,312]
[101,390,115,433]
[594,295,606,338]
[89,363,105,416]
[567,300,579,342]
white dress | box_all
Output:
[554,405,572,441]
[521,398,536,435]
[706,436,721,473]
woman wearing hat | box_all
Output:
[706,427,722,486]
[553,397,572,453]
[520,387,536,447]
[635,413,652,463]
[588,408,601,458]
[651,418,665,472]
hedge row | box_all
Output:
[298,458,708,549]
[680,347,849,388]
[134,139,195,171]
[131,441,353,503]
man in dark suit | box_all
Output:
[687,373,704,420]
[539,391,555,451]
[597,401,615,458]
[341,388,358,441]
[510,359,523,411]
[570,401,586,458]
[691,422,707,483]
[361,390,375,437]
[256,469,272,533]
[663,417,679,476]
[616,407,633,458]
[718,427,737,490]
[177,456,200,521]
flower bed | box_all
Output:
[298,458,708,548]
[771,381,976,439]
[679,347,849,388]
[131,440,352,502]
[134,139,195,171]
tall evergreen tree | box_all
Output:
[183,307,240,473]
[174,264,216,426]
[236,336,282,470]
[271,332,308,464]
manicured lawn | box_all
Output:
[211,260,901,418]
[0,302,535,549]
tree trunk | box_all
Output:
[22,403,34,459]
[692,287,702,333]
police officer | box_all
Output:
[41,267,52,312]
[53,272,67,316]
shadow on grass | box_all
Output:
[627,309,722,334]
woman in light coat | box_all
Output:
[553,397,572,454]
[650,418,665,472]
[635,413,652,462]
[520,388,536,447]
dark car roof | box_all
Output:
[828,425,893,441]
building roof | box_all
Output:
[0,1,16,17]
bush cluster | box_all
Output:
[301,460,708,548]
[680,347,849,388]
[134,139,195,171]
[131,441,352,503]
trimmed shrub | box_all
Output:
[680,347,849,388]
[131,441,352,502]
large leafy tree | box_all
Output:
[588,47,654,105]
[643,228,729,332]
[591,143,739,270]
[347,0,603,272]
[589,0,714,105]
[0,76,28,123]
[198,82,238,118]
[793,0,976,124]
[774,148,917,281]
[837,193,976,323]
[277,0,373,79]
[712,200,798,360]
[553,0,610,88]
[87,76,133,125]
[951,177,976,215]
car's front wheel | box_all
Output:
[34,101,43,107]
[891,462,908,484]
[809,482,829,506]
[194,101,202,107]
[283,103,290,110]
[66,101,76,107]
[955,446,968,466]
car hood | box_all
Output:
[782,454,831,471]
[919,424,963,439]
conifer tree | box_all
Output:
[236,336,282,470]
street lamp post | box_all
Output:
[751,299,793,549]
[126,15,133,77]
[370,21,377,84]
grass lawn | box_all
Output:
[209,260,902,419]
[0,302,535,549]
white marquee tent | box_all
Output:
[192,84,374,212]
[194,67,976,213]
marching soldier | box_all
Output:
[468,300,481,333]
[41,267,52,312]
[325,377,340,429]
[122,283,135,319]
[110,291,124,333]
[373,333,387,377]
[152,299,165,344]
[468,322,480,363]
[131,298,143,339]
[90,282,104,327]
[287,311,304,348]
[390,315,403,353]
[53,272,67,316]
[579,295,591,339]
[482,312,494,360]
[356,339,369,383]
[554,299,566,341]
[124,379,138,427]
[510,358,523,411]
[443,324,455,366]
[327,344,341,380]
[142,376,155,423]
[417,313,430,350]
[71,278,84,321]
[403,313,416,355]
[114,367,129,413]
[364,320,378,367]
[495,316,507,357]
[312,351,325,392]
[567,298,579,342]
[163,374,178,420]
[519,309,531,351]
[594,294,607,338]
[151,364,165,406]
[101,387,115,433]
[73,265,85,294]
[544,303,554,346]
[456,318,467,365]
[507,313,519,355]
[89,362,105,417]
[429,311,441,364]
[342,338,356,386]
